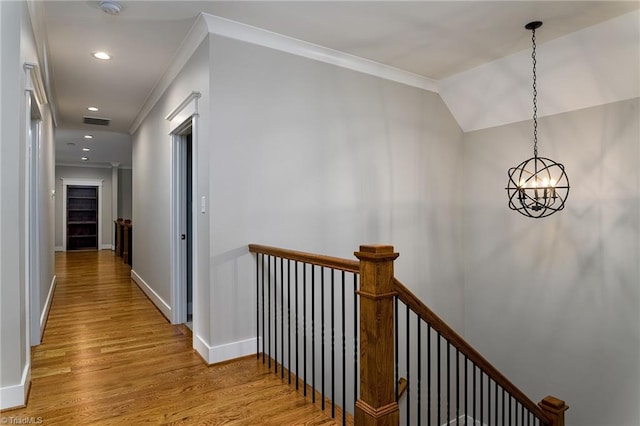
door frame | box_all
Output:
[167,91,201,325]
[25,64,44,346]
[61,178,104,251]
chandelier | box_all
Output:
[506,21,569,218]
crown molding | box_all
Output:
[26,0,58,127]
[201,13,438,93]
[129,12,438,135]
[129,15,209,134]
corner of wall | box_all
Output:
[0,362,30,410]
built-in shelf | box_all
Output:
[67,185,98,250]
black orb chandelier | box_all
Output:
[506,21,569,218]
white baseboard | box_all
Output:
[54,246,64,252]
[193,334,260,365]
[130,269,172,320]
[100,244,113,250]
[40,275,57,340]
[0,361,30,410]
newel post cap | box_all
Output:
[354,244,399,262]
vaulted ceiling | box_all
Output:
[28,1,640,167]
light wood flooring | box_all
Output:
[1,250,346,425]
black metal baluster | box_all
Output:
[295,261,299,390]
[341,271,346,426]
[395,296,399,402]
[287,259,291,384]
[447,341,450,425]
[273,257,278,375]
[472,365,476,425]
[487,376,491,424]
[262,254,265,363]
[456,348,459,425]
[353,273,358,408]
[417,318,422,426]
[268,255,271,368]
[303,262,307,396]
[501,387,505,426]
[331,270,335,418]
[437,332,441,426]
[480,370,484,426]
[427,324,431,426]
[321,267,325,410]
[256,253,259,358]
[495,380,498,426]
[406,305,410,426]
[312,265,316,403]
[464,356,468,426]
[280,258,284,378]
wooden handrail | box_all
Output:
[248,244,359,273]
[393,277,551,424]
[249,242,567,425]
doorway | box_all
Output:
[170,120,195,326]
[168,92,200,328]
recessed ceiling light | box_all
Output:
[92,51,111,60]
[82,148,91,152]
[66,142,76,146]
[84,135,93,139]
[81,157,89,161]
[87,106,99,112]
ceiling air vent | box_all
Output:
[83,116,110,126]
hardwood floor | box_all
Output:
[1,250,346,425]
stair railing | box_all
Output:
[249,243,568,426]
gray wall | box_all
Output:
[1,0,56,408]
[132,38,211,323]
[54,166,114,249]
[118,168,132,220]
[462,98,639,425]
[207,35,464,347]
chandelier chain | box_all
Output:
[532,27,538,158]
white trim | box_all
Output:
[165,91,201,123]
[129,12,438,135]
[24,63,47,107]
[202,13,438,92]
[193,335,260,365]
[39,275,56,341]
[129,16,209,134]
[0,362,31,410]
[100,244,113,250]
[131,269,172,320]
[54,246,64,252]
[25,65,43,347]
[167,93,200,326]
[61,178,104,252]
[56,162,114,169]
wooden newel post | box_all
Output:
[539,396,569,426]
[354,245,400,426]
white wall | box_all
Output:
[0,0,56,409]
[462,98,639,425]
[54,165,113,250]
[207,35,464,352]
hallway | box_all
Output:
[1,251,343,425]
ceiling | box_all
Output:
[35,1,640,168]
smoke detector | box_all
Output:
[100,1,122,15]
